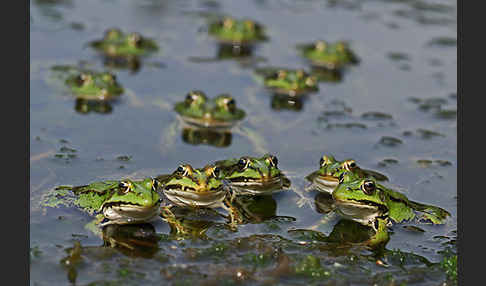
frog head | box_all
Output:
[332,173,389,226]
[309,155,389,194]
[161,164,228,208]
[208,16,267,45]
[174,91,246,128]
[216,154,291,194]
[90,29,158,58]
[65,70,123,101]
[101,178,162,225]
[263,68,318,96]
[298,40,358,70]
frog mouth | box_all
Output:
[334,199,388,221]
[228,176,291,195]
[314,175,339,192]
[229,175,285,186]
[101,202,161,225]
[180,115,237,129]
[163,187,227,208]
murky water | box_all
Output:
[30,0,457,285]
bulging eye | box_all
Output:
[226,98,236,112]
[345,160,357,170]
[177,165,185,174]
[320,155,330,167]
[213,167,220,178]
[268,155,278,167]
[237,158,247,169]
[185,91,205,106]
[361,180,376,195]
[118,181,130,193]
[152,179,159,190]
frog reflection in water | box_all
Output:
[51,65,124,102]
[89,28,159,72]
[156,164,242,234]
[160,90,268,153]
[304,192,390,249]
[41,178,162,236]
[60,223,159,283]
[271,94,305,112]
[74,98,113,115]
[254,67,319,97]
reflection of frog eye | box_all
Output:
[361,180,375,195]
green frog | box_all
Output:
[159,90,268,154]
[306,155,388,195]
[254,67,319,96]
[208,16,267,45]
[51,65,124,101]
[41,178,162,234]
[297,40,358,70]
[155,164,242,233]
[89,28,159,71]
[213,154,291,196]
[332,172,451,228]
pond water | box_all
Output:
[30,0,457,285]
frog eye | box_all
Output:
[226,98,236,112]
[176,165,186,174]
[118,181,130,194]
[128,33,142,47]
[345,160,357,170]
[185,91,206,106]
[267,155,278,167]
[105,28,122,40]
[152,179,159,190]
[361,180,376,195]
[277,70,287,79]
[212,167,220,178]
[315,41,327,51]
[320,155,330,167]
[237,158,248,169]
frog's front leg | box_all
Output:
[222,197,243,231]
[160,205,189,235]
